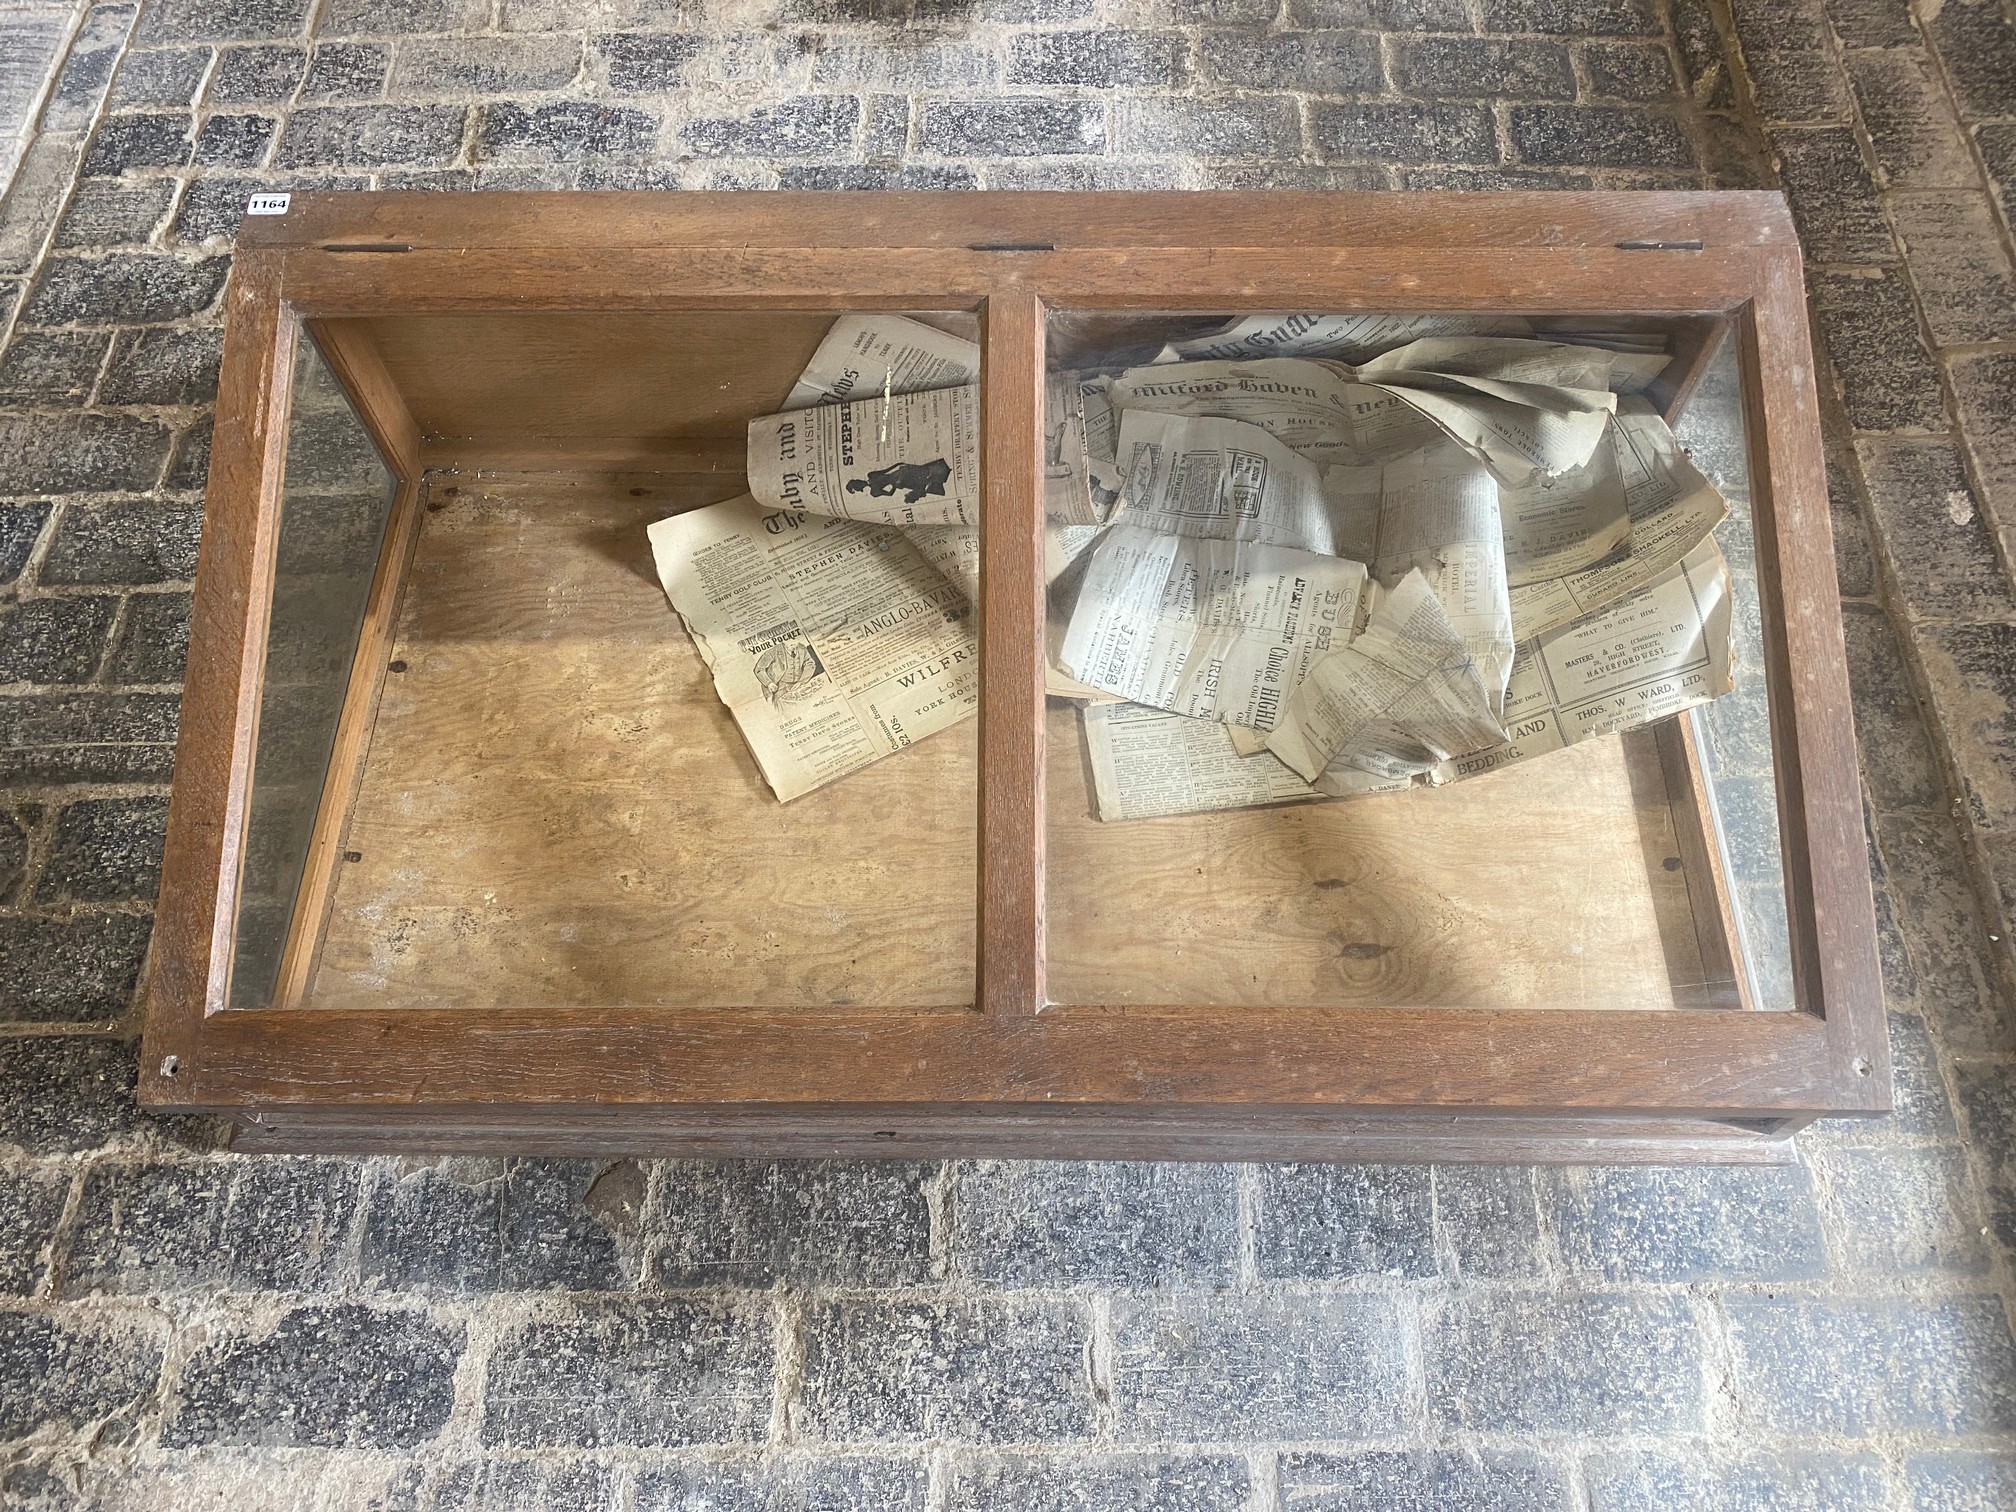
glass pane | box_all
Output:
[283,310,980,1012]
[1042,309,1792,1011]
[1672,330,1795,1010]
[229,337,398,1009]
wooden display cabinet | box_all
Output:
[139,191,1889,1161]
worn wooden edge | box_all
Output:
[303,317,421,476]
[1649,312,1734,426]
[268,473,427,1012]
[1656,712,1756,1013]
[979,286,1046,1015]
[151,1001,1886,1115]
[234,189,1799,253]
[226,1104,1804,1164]
[1739,252,1892,1104]
[272,246,1768,318]
[139,254,295,1103]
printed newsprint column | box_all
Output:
[1530,326,1673,395]
[1082,701,1323,821]
[748,386,980,526]
[1363,442,1515,710]
[903,523,979,604]
[1058,524,1369,728]
[1164,313,1532,363]
[1509,400,1729,640]
[1497,431,1630,586]
[1111,357,1427,465]
[1265,569,1506,783]
[647,496,977,803]
[1116,358,1449,465]
[1361,336,1619,405]
[1085,701,1411,820]
[1114,408,1376,557]
[1047,373,1124,524]
[1045,519,1121,702]
[1437,538,1734,783]
[781,313,979,411]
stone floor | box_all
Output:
[3,0,2016,1508]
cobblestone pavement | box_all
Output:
[3,1,2016,1507]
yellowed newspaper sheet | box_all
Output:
[780,313,979,412]
[1164,313,1532,363]
[647,496,976,802]
[1264,570,1506,783]
[1110,357,1439,465]
[1508,400,1729,640]
[1114,407,1374,556]
[1081,701,1411,820]
[747,385,980,526]
[1081,701,1324,820]
[1058,524,1369,729]
[1439,538,1734,784]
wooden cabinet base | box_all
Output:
[141,192,1888,1163]
[228,1105,1802,1165]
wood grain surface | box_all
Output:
[362,310,841,454]
[236,189,1801,252]
[1047,704,1716,1010]
[304,471,978,1012]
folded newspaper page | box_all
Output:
[1438,538,1734,784]
[758,332,1112,529]
[748,385,980,526]
[1355,338,1620,483]
[1081,701,1410,821]
[1496,436,1631,587]
[1110,357,1440,465]
[1082,701,1324,821]
[903,522,979,604]
[647,496,976,803]
[1606,350,1671,394]
[1529,323,1674,394]
[1102,547,1732,816]
[1163,313,1532,364]
[1314,735,1441,790]
[1508,400,1728,640]
[1357,442,1515,711]
[1361,336,1619,401]
[1114,408,1375,557]
[1264,570,1506,783]
[1058,524,1369,729]
[1044,519,1124,701]
[1047,373,1124,524]
[781,313,979,412]
[1123,336,1626,484]
[1110,413,1513,711]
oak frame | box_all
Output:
[139,191,1888,1161]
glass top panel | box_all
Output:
[258,310,981,1013]
[1041,309,1793,1012]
